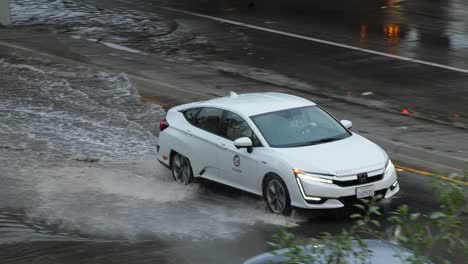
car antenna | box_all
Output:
[230,91,238,98]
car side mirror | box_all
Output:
[234,137,253,153]
[340,120,352,130]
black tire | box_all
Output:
[263,175,292,216]
[171,153,194,185]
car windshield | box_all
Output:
[251,106,351,148]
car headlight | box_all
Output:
[385,159,394,174]
[293,169,334,184]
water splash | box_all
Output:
[0,52,300,242]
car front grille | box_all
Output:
[333,174,384,187]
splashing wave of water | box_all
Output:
[0,52,300,242]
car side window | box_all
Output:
[223,111,262,147]
[194,107,224,136]
[182,108,201,124]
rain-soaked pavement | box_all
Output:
[0,51,462,263]
[96,0,468,127]
[1,0,467,263]
[0,45,296,263]
[6,0,468,126]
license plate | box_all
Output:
[356,185,375,199]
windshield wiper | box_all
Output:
[304,136,345,146]
[275,134,350,148]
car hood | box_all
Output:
[269,133,387,176]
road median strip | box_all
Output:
[395,165,468,186]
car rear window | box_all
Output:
[182,108,201,124]
[193,107,224,136]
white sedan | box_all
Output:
[157,92,399,215]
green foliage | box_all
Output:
[351,195,383,233]
[268,227,317,264]
[388,173,467,264]
[268,172,467,264]
[269,227,372,264]
[269,195,382,264]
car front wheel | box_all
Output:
[171,153,194,185]
[264,175,292,215]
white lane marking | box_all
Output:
[159,6,468,74]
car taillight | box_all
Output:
[159,119,169,132]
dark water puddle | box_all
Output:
[0,209,83,242]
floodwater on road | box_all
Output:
[0,50,298,248]
[2,1,466,263]
[10,0,246,60]
[1,4,305,260]
[1,50,462,262]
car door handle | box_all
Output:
[218,143,228,148]
[185,129,193,135]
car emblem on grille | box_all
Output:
[357,173,368,183]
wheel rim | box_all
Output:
[172,155,191,184]
[266,179,286,214]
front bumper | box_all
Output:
[293,165,399,209]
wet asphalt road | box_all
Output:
[0,46,462,263]
[1,1,467,263]
[109,0,468,127]
[0,170,449,264]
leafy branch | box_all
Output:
[268,172,467,264]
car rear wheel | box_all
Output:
[171,153,194,185]
[264,175,292,215]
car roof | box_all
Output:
[188,92,316,116]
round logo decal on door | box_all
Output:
[233,155,240,167]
